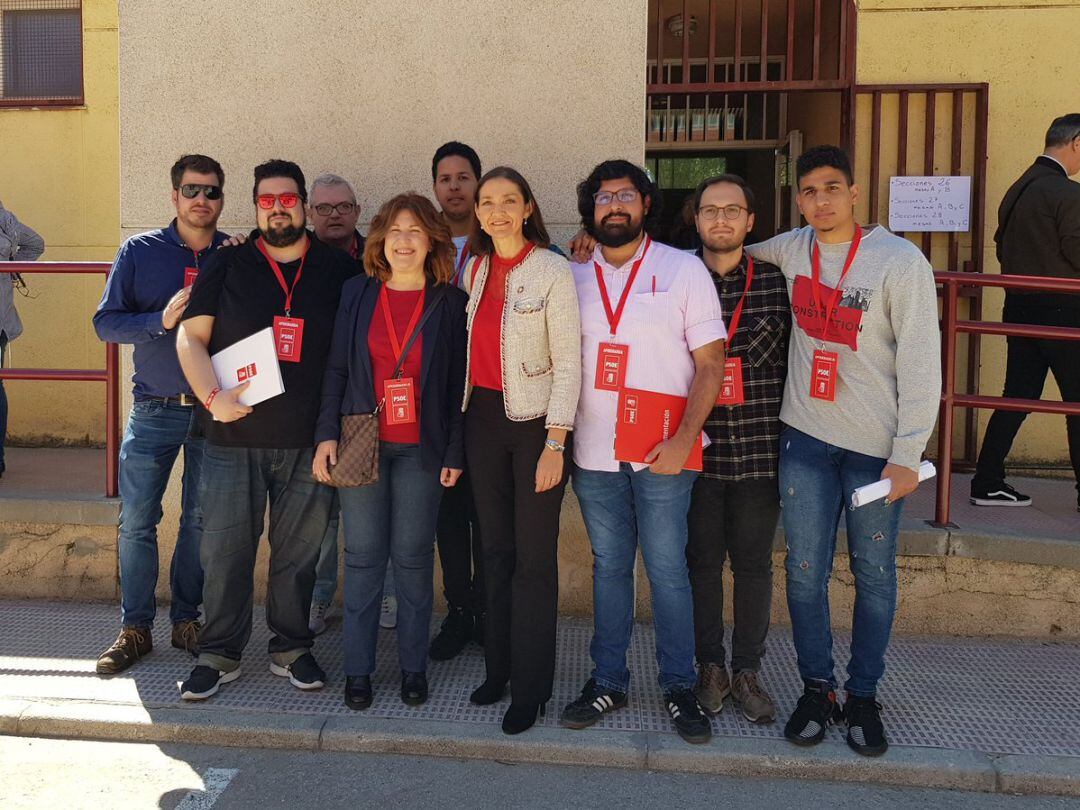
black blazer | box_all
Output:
[996,155,1080,311]
[315,275,468,472]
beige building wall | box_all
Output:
[0,0,119,446]
[857,0,1079,466]
[118,0,649,607]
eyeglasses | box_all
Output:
[312,202,357,217]
[698,204,749,221]
[179,184,222,201]
[256,193,301,210]
[593,188,640,206]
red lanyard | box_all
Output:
[378,285,426,373]
[725,256,755,342]
[810,226,862,340]
[593,236,652,337]
[257,237,308,317]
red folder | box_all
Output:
[614,387,703,472]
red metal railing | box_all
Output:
[935,271,1080,527]
[0,262,119,497]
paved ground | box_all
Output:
[2,600,1080,796]
[5,736,1077,810]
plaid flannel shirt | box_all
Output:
[698,251,791,481]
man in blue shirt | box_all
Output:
[92,154,229,674]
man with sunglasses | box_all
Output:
[685,175,790,725]
[561,159,726,745]
[175,159,357,700]
[93,154,228,675]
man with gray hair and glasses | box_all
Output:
[971,114,1080,511]
[304,173,398,635]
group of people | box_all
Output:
[89,135,944,758]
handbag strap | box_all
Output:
[375,283,448,411]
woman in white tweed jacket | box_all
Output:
[461,166,581,735]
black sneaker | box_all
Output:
[270,652,325,691]
[179,664,240,700]
[429,606,473,661]
[970,481,1032,507]
[559,678,628,729]
[784,683,841,746]
[843,695,889,756]
[665,687,713,744]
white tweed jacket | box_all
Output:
[462,246,582,429]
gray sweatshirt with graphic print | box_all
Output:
[745,224,940,471]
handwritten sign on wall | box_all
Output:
[888,176,971,233]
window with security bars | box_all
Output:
[0,0,83,105]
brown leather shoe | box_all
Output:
[96,627,152,675]
[693,662,731,714]
[731,669,777,724]
[171,620,202,654]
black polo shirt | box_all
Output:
[183,230,358,448]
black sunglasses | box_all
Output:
[179,183,223,201]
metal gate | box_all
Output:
[851,83,991,461]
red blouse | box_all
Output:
[470,243,534,391]
[368,286,424,443]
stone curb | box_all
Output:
[3,698,1080,796]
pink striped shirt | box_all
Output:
[571,238,727,472]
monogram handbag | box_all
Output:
[326,285,446,488]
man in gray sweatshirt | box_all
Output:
[745,145,940,757]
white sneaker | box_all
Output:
[380,595,398,629]
[308,601,330,635]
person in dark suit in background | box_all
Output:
[971,114,1080,510]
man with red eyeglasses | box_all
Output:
[175,159,358,700]
[93,154,228,676]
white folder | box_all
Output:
[850,460,937,508]
[209,327,284,408]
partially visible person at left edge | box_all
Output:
[0,197,45,480]
[92,154,227,675]
[175,159,357,701]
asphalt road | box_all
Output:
[3,735,1077,809]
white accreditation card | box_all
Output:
[210,327,285,408]
[850,460,937,508]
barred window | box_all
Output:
[0,0,83,105]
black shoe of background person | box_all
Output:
[559,678,628,729]
[969,481,1032,507]
[401,670,428,706]
[469,679,508,705]
[784,682,842,746]
[96,626,152,675]
[344,675,373,710]
[0,461,5,479]
[502,702,546,735]
[843,695,889,756]
[429,606,473,661]
[664,688,713,744]
[270,652,326,691]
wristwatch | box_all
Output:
[544,438,565,453]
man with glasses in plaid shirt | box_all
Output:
[685,174,790,725]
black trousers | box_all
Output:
[436,468,484,613]
[465,388,569,705]
[974,303,1080,494]
[685,476,779,673]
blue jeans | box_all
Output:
[117,401,204,628]
[312,492,396,607]
[572,463,699,693]
[779,426,903,698]
[339,442,443,676]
